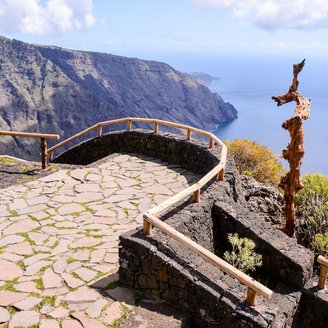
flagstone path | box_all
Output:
[0,153,199,327]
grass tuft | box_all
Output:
[36,295,56,311]
[0,278,19,292]
[133,290,144,303]
[9,210,19,217]
[17,232,36,246]
[34,278,45,290]
[105,280,119,290]
[0,156,18,165]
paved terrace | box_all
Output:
[0,153,198,328]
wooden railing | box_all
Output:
[317,255,328,289]
[139,120,273,305]
[0,131,60,169]
[144,213,273,306]
[47,117,222,159]
[47,117,272,306]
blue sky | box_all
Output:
[1,0,328,58]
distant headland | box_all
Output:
[187,72,220,85]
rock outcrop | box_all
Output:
[240,175,284,225]
[0,36,237,160]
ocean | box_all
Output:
[140,52,328,174]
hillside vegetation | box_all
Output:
[228,139,328,255]
[295,173,328,252]
[227,138,285,187]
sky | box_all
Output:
[1,0,328,58]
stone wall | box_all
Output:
[212,201,313,289]
[52,130,220,175]
[296,277,328,328]
[119,171,312,327]
[119,226,279,328]
[118,156,313,327]
[53,129,323,327]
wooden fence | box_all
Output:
[47,117,273,306]
[0,131,59,169]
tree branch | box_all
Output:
[272,59,309,110]
[272,59,311,237]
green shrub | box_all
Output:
[0,156,17,165]
[295,173,328,247]
[311,233,328,257]
[226,139,285,187]
[224,233,262,273]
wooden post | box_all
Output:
[97,125,102,137]
[40,138,48,169]
[246,287,257,306]
[318,265,328,289]
[209,138,214,148]
[154,122,159,133]
[143,219,152,236]
[48,151,53,161]
[218,168,224,181]
[193,189,200,203]
[186,129,191,140]
[127,120,132,131]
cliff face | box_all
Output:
[0,36,237,160]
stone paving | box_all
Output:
[0,154,198,327]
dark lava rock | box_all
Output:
[240,175,284,225]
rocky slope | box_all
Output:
[240,175,284,225]
[0,36,237,160]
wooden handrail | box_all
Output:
[0,131,59,140]
[46,116,271,306]
[47,116,226,210]
[143,213,273,305]
[47,117,225,156]
[0,130,60,169]
[48,124,99,155]
[147,161,225,217]
[317,255,328,289]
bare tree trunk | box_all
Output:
[272,59,311,237]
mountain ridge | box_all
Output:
[0,37,237,160]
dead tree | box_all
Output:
[272,59,311,237]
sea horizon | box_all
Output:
[139,51,328,175]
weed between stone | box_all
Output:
[34,278,45,290]
[0,278,19,292]
[17,233,36,246]
[133,290,144,303]
[110,305,133,328]
[105,281,119,290]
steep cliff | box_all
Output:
[0,36,237,159]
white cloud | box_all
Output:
[0,0,97,35]
[192,0,328,30]
[85,13,96,27]
[252,40,328,50]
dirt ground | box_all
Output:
[0,156,79,189]
[120,296,190,328]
